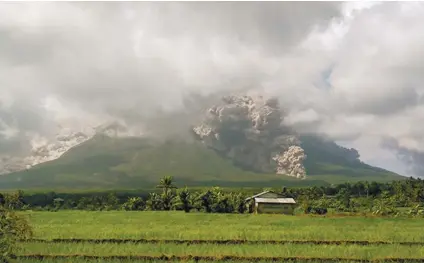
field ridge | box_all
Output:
[15,254,424,262]
[23,238,424,246]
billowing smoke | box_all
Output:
[192,94,307,179]
[3,2,424,178]
[0,130,91,174]
[0,121,143,175]
[381,137,424,178]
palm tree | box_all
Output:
[177,187,192,213]
[146,193,163,211]
[156,176,177,211]
[364,181,370,198]
[122,197,145,211]
[156,176,177,193]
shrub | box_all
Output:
[121,197,145,211]
[0,206,33,262]
[305,206,328,215]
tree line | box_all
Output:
[2,176,424,216]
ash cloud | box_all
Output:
[193,94,307,178]
[0,1,341,157]
[1,2,424,176]
[381,137,424,178]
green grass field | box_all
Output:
[15,211,424,262]
[23,211,424,241]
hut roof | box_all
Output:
[245,190,282,201]
[254,198,296,204]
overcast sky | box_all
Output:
[1,1,424,177]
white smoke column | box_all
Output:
[193,94,307,178]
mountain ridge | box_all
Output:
[0,134,404,190]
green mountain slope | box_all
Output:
[0,135,404,190]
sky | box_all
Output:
[1,1,424,177]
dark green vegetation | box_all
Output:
[2,177,424,217]
[0,134,403,190]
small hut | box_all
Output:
[245,191,296,215]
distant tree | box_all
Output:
[157,176,177,193]
[63,199,77,210]
[146,193,163,211]
[280,186,291,197]
[417,188,424,203]
[371,197,397,216]
[156,176,177,211]
[122,197,145,211]
[76,197,92,210]
[104,193,119,210]
[5,190,25,210]
[369,181,381,197]
[231,193,247,214]
[192,187,237,213]
[161,190,176,211]
[46,191,57,204]
[53,198,65,211]
[213,192,233,213]
[336,188,351,211]
[364,181,370,198]
[0,193,5,207]
[407,204,424,217]
[197,190,214,213]
[176,187,192,213]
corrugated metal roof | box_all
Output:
[245,190,285,201]
[245,190,272,201]
[254,197,296,204]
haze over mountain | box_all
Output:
[1,2,424,180]
[0,125,402,190]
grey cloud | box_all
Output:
[0,98,53,154]
[328,2,424,116]
[0,1,342,158]
[0,29,63,66]
[2,1,424,177]
[4,1,340,117]
[343,86,420,116]
[114,2,342,54]
[381,137,424,177]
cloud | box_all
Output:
[0,2,341,150]
[1,2,424,177]
[381,137,424,178]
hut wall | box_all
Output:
[256,203,295,214]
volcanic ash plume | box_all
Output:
[192,95,307,179]
[0,121,142,175]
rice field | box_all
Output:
[16,211,424,262]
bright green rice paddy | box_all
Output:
[16,211,424,262]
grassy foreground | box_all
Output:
[16,211,424,262]
[23,211,424,242]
